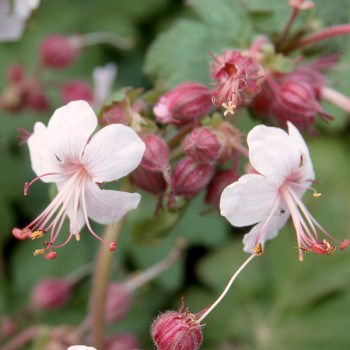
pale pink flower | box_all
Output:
[14,100,145,258]
[0,0,40,42]
[220,122,348,261]
[67,346,97,350]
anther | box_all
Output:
[45,252,57,260]
[340,239,349,250]
[109,241,117,252]
[29,230,45,240]
[24,182,30,196]
[34,249,45,256]
[253,243,263,256]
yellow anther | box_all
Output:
[30,230,44,240]
[253,243,263,256]
[313,192,322,197]
[222,101,236,116]
[33,249,45,256]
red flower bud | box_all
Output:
[153,82,213,125]
[100,103,131,126]
[40,35,80,69]
[31,278,71,310]
[7,64,25,83]
[62,80,94,104]
[105,283,132,323]
[184,127,221,163]
[130,166,168,195]
[105,333,140,350]
[172,157,215,196]
[141,134,170,172]
[152,299,203,350]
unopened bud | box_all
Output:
[131,166,168,195]
[7,64,25,83]
[100,103,130,126]
[152,300,203,350]
[154,82,213,125]
[184,127,221,163]
[62,80,94,104]
[172,157,215,196]
[105,333,140,350]
[31,278,71,310]
[105,283,132,323]
[141,134,170,172]
[40,35,80,69]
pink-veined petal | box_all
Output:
[27,122,63,182]
[47,101,97,163]
[242,209,290,253]
[83,124,145,183]
[247,124,303,185]
[83,180,141,224]
[220,174,278,227]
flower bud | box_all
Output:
[0,316,17,338]
[205,168,239,208]
[152,301,203,350]
[7,64,25,83]
[105,283,132,323]
[31,278,71,310]
[40,35,80,69]
[153,82,213,125]
[184,127,221,163]
[141,134,170,172]
[172,157,215,196]
[130,166,167,195]
[105,333,140,350]
[62,81,94,105]
[100,103,130,126]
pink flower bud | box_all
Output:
[40,35,80,69]
[130,166,167,195]
[31,278,71,310]
[0,317,17,338]
[7,64,25,83]
[105,333,140,350]
[105,283,132,323]
[62,81,94,105]
[141,134,170,172]
[99,103,131,126]
[184,127,221,163]
[152,300,203,350]
[172,157,215,196]
[153,82,213,125]
[205,168,239,208]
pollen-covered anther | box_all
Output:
[42,241,51,246]
[24,182,30,196]
[253,243,263,256]
[29,230,45,240]
[109,241,117,252]
[222,100,237,116]
[34,249,45,256]
[313,192,322,197]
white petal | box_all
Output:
[14,0,40,18]
[47,101,97,163]
[92,62,117,107]
[220,174,278,227]
[83,180,141,224]
[0,14,24,42]
[67,346,97,350]
[242,208,290,253]
[27,122,63,182]
[83,124,145,183]
[247,124,303,185]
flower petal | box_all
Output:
[83,180,141,224]
[83,124,145,183]
[242,208,290,253]
[92,62,117,107]
[220,174,278,227]
[47,101,97,163]
[247,124,303,185]
[27,122,63,182]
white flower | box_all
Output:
[15,100,145,258]
[92,62,117,107]
[0,0,40,42]
[67,346,97,350]
[220,122,348,260]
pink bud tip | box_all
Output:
[340,239,349,250]
[45,251,57,260]
[12,228,27,240]
[109,241,117,251]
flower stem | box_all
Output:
[90,218,125,348]
[1,326,39,350]
[320,86,350,113]
[81,32,135,50]
[196,252,257,324]
[276,7,299,51]
[287,24,350,52]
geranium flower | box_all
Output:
[13,100,145,258]
[220,122,348,261]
